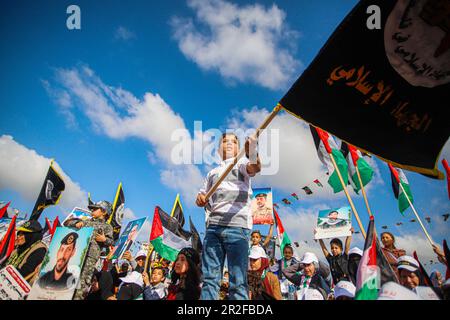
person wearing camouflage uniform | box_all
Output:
[66,200,114,300]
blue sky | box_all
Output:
[1,0,449,273]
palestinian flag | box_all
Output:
[443,159,450,200]
[189,216,202,254]
[302,186,313,195]
[171,194,185,227]
[0,215,16,265]
[310,125,348,193]
[341,142,374,193]
[30,161,65,221]
[282,198,291,205]
[356,216,398,300]
[356,216,380,300]
[291,193,299,200]
[313,179,323,187]
[273,209,291,257]
[150,206,192,262]
[108,182,125,241]
[413,251,433,288]
[388,163,413,214]
[0,201,11,219]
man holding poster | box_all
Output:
[314,207,353,285]
[110,217,147,260]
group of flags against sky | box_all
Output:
[1,0,450,297]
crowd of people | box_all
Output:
[1,132,449,300]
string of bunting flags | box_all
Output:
[273,175,328,208]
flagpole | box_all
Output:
[204,104,282,201]
[355,166,373,217]
[398,182,434,246]
[329,152,366,239]
[144,247,154,275]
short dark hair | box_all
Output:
[330,238,343,249]
[251,230,261,236]
[152,266,166,278]
[283,245,293,253]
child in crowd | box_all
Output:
[66,200,114,300]
[317,228,353,285]
[142,266,168,300]
[247,246,282,300]
[250,226,274,254]
[271,244,298,300]
[167,247,202,300]
[196,133,261,300]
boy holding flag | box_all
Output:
[196,133,261,300]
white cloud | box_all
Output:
[171,0,301,90]
[393,232,447,274]
[46,65,204,203]
[160,165,204,207]
[0,135,87,212]
[114,26,136,41]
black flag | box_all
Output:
[108,183,125,241]
[189,216,203,254]
[88,192,94,206]
[171,194,185,227]
[279,0,449,178]
[30,161,65,221]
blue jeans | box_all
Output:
[200,225,250,300]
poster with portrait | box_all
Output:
[62,207,92,226]
[27,226,94,300]
[314,206,352,240]
[0,265,32,300]
[111,217,147,260]
[251,187,274,225]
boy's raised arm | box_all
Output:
[196,174,210,207]
[262,224,274,248]
[318,238,330,258]
[344,228,353,255]
[245,136,261,177]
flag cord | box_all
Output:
[204,104,282,201]
[398,182,434,247]
[330,151,366,239]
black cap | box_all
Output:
[255,193,267,198]
[17,220,43,233]
[61,232,78,246]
